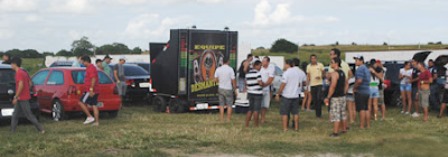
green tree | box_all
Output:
[5,49,42,58]
[43,52,54,56]
[270,38,298,53]
[131,47,142,54]
[96,43,132,54]
[71,36,95,56]
[56,49,73,56]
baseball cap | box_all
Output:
[376,59,381,63]
[119,56,126,61]
[353,55,364,60]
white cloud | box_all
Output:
[48,0,92,14]
[124,13,190,39]
[114,0,224,5]
[0,0,38,12]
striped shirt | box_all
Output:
[246,69,263,95]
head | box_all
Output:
[103,55,112,64]
[262,56,270,67]
[417,62,426,70]
[253,60,262,71]
[330,48,341,59]
[81,55,91,66]
[10,57,21,71]
[376,60,382,67]
[404,61,411,69]
[223,56,230,65]
[331,57,342,70]
[310,54,317,64]
[284,59,292,70]
[2,53,11,61]
[411,59,418,68]
[292,58,300,67]
[119,57,126,64]
[428,59,434,67]
[370,59,377,68]
[247,54,253,62]
[96,59,103,68]
[353,55,364,66]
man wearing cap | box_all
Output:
[103,55,113,78]
[114,57,127,103]
[353,55,371,129]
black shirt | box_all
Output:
[412,68,420,87]
[238,60,246,79]
[333,70,346,97]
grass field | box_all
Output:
[1,103,448,157]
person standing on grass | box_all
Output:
[347,77,356,124]
[259,56,275,124]
[428,59,440,111]
[245,60,264,127]
[78,56,100,126]
[325,57,348,137]
[238,54,253,92]
[411,60,421,117]
[114,56,127,104]
[102,55,113,78]
[400,62,413,114]
[214,57,237,122]
[275,59,301,131]
[10,57,45,133]
[353,55,371,129]
[417,62,432,122]
[374,60,386,120]
[307,54,325,118]
[291,58,307,127]
[438,64,448,118]
[368,59,381,121]
[95,59,104,71]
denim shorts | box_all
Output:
[370,87,380,98]
[400,84,412,92]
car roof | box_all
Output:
[40,67,87,71]
[0,64,12,69]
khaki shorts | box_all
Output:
[419,90,430,108]
[218,88,234,107]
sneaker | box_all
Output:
[83,117,95,125]
[405,112,410,115]
[412,112,420,118]
[401,111,404,114]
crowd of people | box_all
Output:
[214,49,448,137]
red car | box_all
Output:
[31,67,122,121]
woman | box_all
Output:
[399,62,413,114]
[368,59,381,121]
[347,77,356,123]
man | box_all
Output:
[238,54,254,92]
[72,55,84,67]
[78,56,100,126]
[114,56,127,103]
[2,53,11,64]
[411,60,421,117]
[276,59,301,131]
[417,62,432,122]
[324,57,348,137]
[102,55,113,78]
[10,57,45,133]
[245,60,264,127]
[292,58,307,127]
[214,57,237,122]
[353,55,371,129]
[95,59,104,70]
[307,54,325,118]
[438,64,448,118]
[428,59,440,110]
[259,56,275,124]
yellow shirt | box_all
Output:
[328,60,351,79]
[306,63,324,86]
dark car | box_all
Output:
[0,64,40,120]
[110,64,151,102]
[49,61,75,67]
[127,62,150,74]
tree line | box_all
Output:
[0,36,143,58]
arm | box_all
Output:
[114,69,120,83]
[15,80,24,100]
[326,73,338,99]
[345,77,349,94]
[232,79,237,90]
[264,77,274,87]
[353,78,363,93]
[243,61,250,73]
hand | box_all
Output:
[369,68,375,73]
[324,98,329,106]
[89,91,95,97]
[234,89,238,97]
[275,94,280,102]
[353,88,357,93]
[12,99,18,105]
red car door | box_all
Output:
[31,70,50,111]
[44,70,66,110]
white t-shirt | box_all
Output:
[293,67,307,94]
[214,64,235,90]
[260,64,275,91]
[400,68,412,84]
[281,68,300,99]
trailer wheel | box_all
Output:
[169,99,187,113]
[152,95,167,112]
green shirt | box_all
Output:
[102,62,112,77]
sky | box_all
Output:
[0,0,447,52]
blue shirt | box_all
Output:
[355,64,371,95]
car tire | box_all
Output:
[108,110,119,118]
[169,99,186,113]
[152,95,167,112]
[52,100,66,121]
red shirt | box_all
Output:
[418,70,432,87]
[84,64,99,93]
[15,69,31,101]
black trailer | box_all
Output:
[150,29,238,113]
